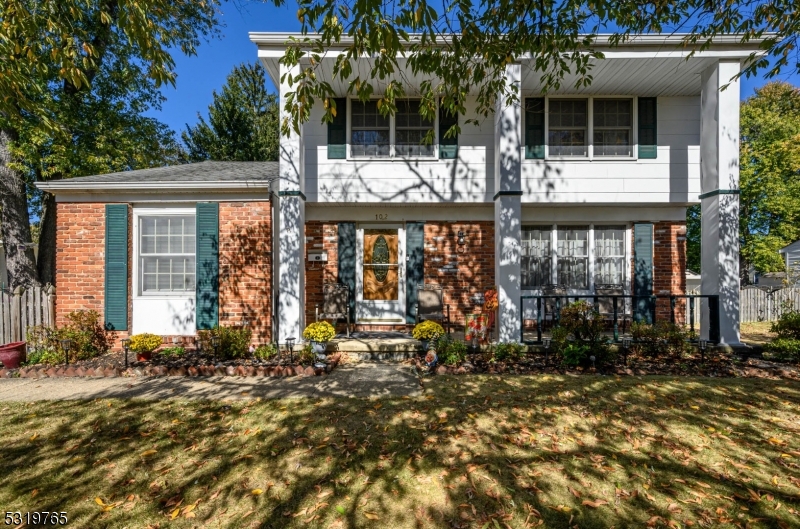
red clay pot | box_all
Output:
[136,351,153,362]
[0,341,26,369]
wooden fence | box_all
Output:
[740,287,800,322]
[0,285,56,344]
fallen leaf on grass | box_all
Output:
[569,487,582,498]
[141,449,157,458]
[251,489,263,496]
[363,512,379,520]
[582,499,609,508]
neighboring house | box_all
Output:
[686,269,701,293]
[779,240,800,286]
[38,34,759,346]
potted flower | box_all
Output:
[302,321,336,354]
[0,341,26,369]
[412,321,445,353]
[129,333,163,361]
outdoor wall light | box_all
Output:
[60,338,72,367]
[121,338,131,368]
[456,231,466,246]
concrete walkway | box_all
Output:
[0,363,424,402]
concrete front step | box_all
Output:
[346,351,419,362]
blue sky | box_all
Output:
[147,1,799,137]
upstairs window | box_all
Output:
[139,215,196,293]
[395,100,435,156]
[351,100,390,157]
[593,99,633,157]
[548,100,587,157]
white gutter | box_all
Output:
[35,180,273,193]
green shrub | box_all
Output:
[439,340,468,366]
[158,346,185,357]
[198,326,252,359]
[630,322,693,359]
[297,344,316,365]
[24,348,62,366]
[25,310,114,362]
[493,342,524,362]
[562,343,590,366]
[550,301,611,365]
[764,337,800,362]
[771,311,800,340]
[253,343,278,360]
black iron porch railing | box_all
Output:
[520,294,721,345]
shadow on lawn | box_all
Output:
[1,376,800,528]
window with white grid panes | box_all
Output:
[350,100,390,157]
[548,100,588,157]
[594,226,626,285]
[139,215,196,293]
[521,227,552,287]
[556,226,589,288]
[593,99,633,156]
[395,100,434,156]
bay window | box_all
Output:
[139,215,196,294]
[521,225,629,290]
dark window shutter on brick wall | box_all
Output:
[638,97,657,159]
[337,222,356,320]
[104,204,128,331]
[633,223,654,323]
[525,98,545,159]
[405,222,425,323]
[196,203,219,330]
[328,98,347,159]
[439,107,458,159]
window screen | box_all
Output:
[522,227,552,287]
[556,226,589,288]
[594,226,626,285]
[593,99,632,157]
[548,100,588,157]
[139,215,196,293]
[395,100,434,156]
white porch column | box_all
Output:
[277,64,305,344]
[699,60,741,345]
[494,63,523,342]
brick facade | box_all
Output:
[218,202,272,344]
[304,222,341,330]
[423,222,495,328]
[653,221,687,323]
[55,202,131,347]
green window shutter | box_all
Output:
[633,223,654,324]
[405,222,425,323]
[104,204,128,331]
[638,97,657,159]
[525,98,545,159]
[196,202,219,330]
[328,98,347,159]
[439,107,458,159]
[337,222,356,321]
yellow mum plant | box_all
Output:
[412,320,444,341]
[303,321,336,342]
[129,333,163,354]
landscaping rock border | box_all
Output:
[0,353,342,380]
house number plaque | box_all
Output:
[375,213,388,220]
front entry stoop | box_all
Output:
[326,331,421,362]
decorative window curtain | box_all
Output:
[521,227,551,287]
[556,227,589,288]
[594,226,626,285]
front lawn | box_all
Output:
[1,376,799,528]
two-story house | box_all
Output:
[40,33,753,348]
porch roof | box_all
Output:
[35,161,279,194]
[251,32,766,97]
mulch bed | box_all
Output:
[0,349,342,379]
[414,353,800,380]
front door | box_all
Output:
[356,224,405,323]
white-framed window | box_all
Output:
[548,99,588,157]
[348,98,437,159]
[138,214,196,294]
[557,226,589,289]
[521,224,630,290]
[350,100,390,157]
[594,225,626,285]
[593,99,633,157]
